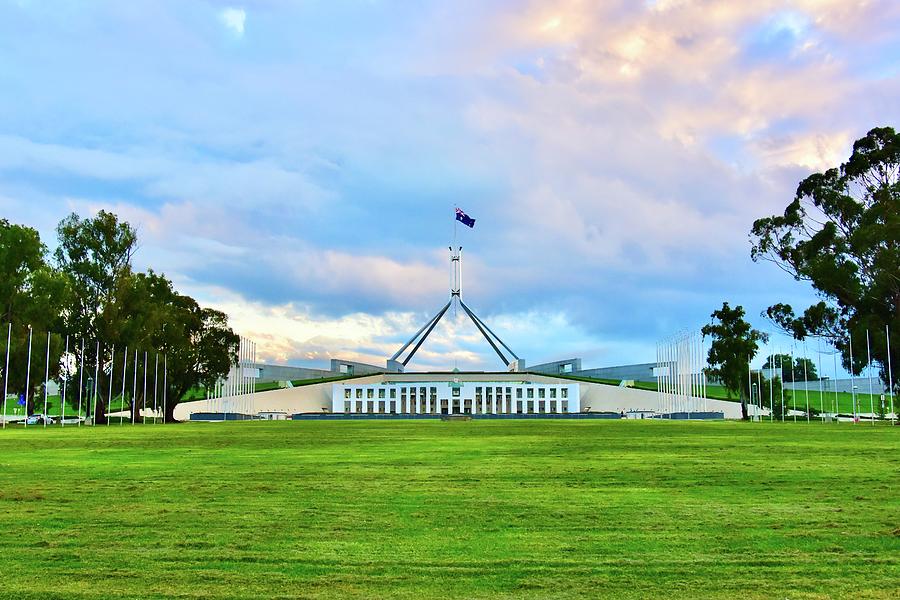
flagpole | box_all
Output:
[866,329,874,425]
[142,351,147,425]
[779,351,785,422]
[120,346,128,425]
[163,354,167,424]
[107,344,115,427]
[61,335,69,427]
[132,349,138,424]
[2,323,10,429]
[92,341,100,426]
[24,326,32,428]
[831,345,839,417]
[42,331,50,427]
[848,335,857,422]
[887,325,894,424]
[816,337,824,423]
[77,339,84,426]
[803,339,810,423]
[154,353,159,424]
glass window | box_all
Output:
[344,401,351,412]
[505,387,511,394]
[367,389,374,399]
[356,401,363,412]
[378,389,385,399]
[516,388,522,399]
[527,388,534,399]
[390,389,396,399]
[550,401,557,413]
[344,389,351,399]
[356,389,362,399]
[538,388,545,398]
[550,388,556,399]
[561,388,568,398]
[562,401,569,412]
[452,388,460,397]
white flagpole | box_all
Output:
[816,338,824,422]
[132,349,138,424]
[756,369,763,421]
[848,335,857,422]
[831,345,839,417]
[866,329,874,425]
[153,353,159,423]
[803,340,810,423]
[120,346,128,426]
[778,351,785,422]
[92,341,100,426]
[43,331,50,427]
[769,348,774,422]
[61,335,69,427]
[887,325,894,424]
[77,339,84,426]
[142,351,148,425]
[790,345,796,423]
[747,355,753,421]
[2,323,10,429]
[24,326,32,428]
[107,344,115,427]
[163,354,167,424]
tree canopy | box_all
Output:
[1,212,237,421]
[761,354,819,382]
[750,126,899,391]
[702,302,768,420]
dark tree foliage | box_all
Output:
[0,220,70,414]
[702,302,768,420]
[760,354,819,382]
[2,212,238,422]
[750,127,899,391]
[56,210,137,341]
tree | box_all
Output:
[760,354,818,382]
[118,271,238,422]
[55,210,137,341]
[0,220,70,415]
[3,211,238,423]
[702,302,768,420]
[750,126,899,392]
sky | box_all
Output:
[1,0,898,372]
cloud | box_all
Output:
[219,7,246,37]
[0,1,898,370]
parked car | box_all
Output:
[25,414,54,425]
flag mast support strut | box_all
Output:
[387,246,523,373]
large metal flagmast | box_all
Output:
[387,246,523,372]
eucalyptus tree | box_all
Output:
[702,302,768,420]
[751,126,899,390]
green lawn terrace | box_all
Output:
[551,373,896,418]
[0,420,897,599]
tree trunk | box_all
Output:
[740,394,749,420]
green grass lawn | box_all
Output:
[0,420,897,599]
[565,376,892,415]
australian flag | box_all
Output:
[455,207,476,228]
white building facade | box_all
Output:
[332,380,579,415]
